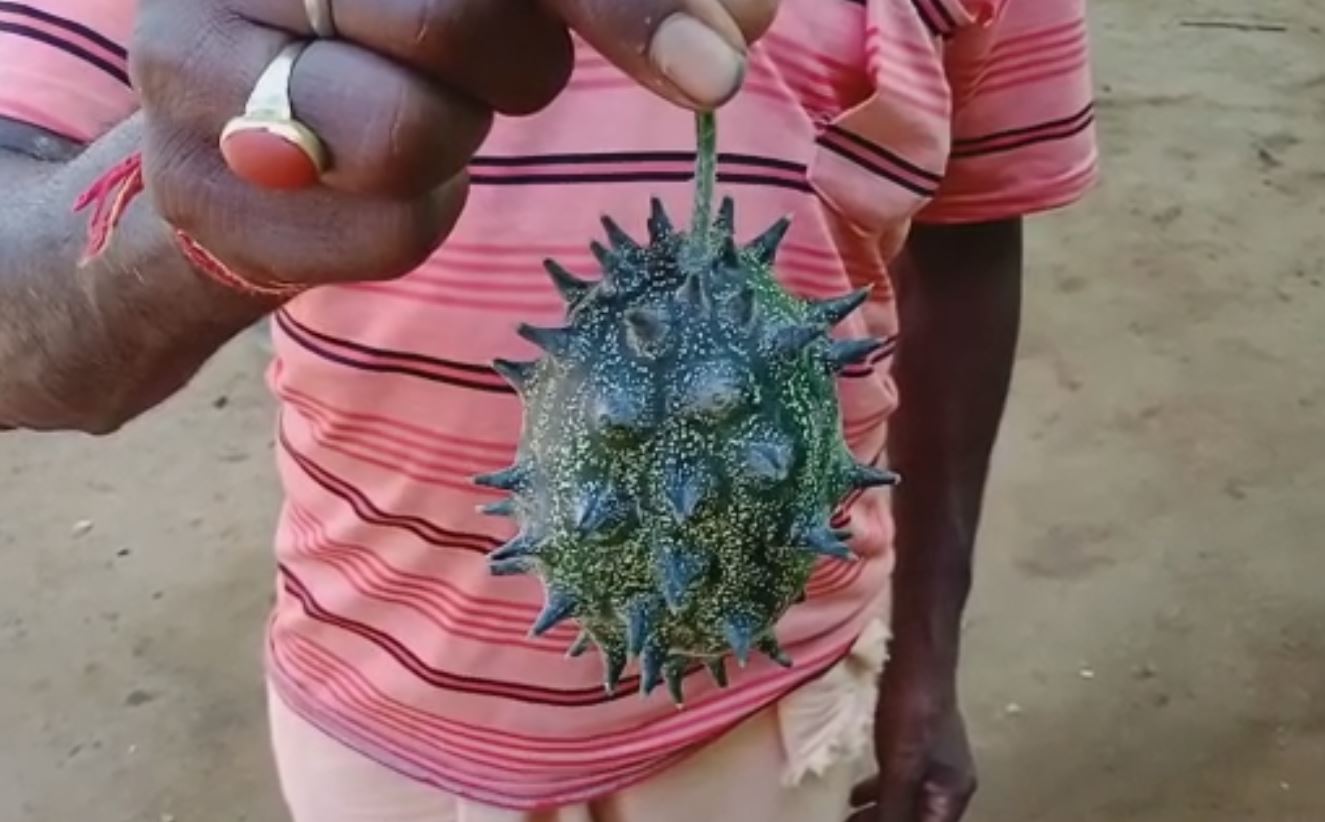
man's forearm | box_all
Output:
[887,219,1024,671]
[0,116,272,434]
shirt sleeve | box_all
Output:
[0,0,139,143]
[920,0,1098,223]
[805,0,1007,237]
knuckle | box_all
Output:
[130,6,219,107]
[127,20,180,105]
[297,46,491,197]
[133,5,253,131]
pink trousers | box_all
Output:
[269,621,888,822]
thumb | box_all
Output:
[540,0,780,109]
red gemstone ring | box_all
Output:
[220,42,327,191]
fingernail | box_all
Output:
[650,13,746,108]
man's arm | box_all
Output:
[889,218,1022,685]
[0,116,271,434]
[857,218,1023,822]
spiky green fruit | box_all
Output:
[476,115,897,705]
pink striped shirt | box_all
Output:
[0,0,1096,809]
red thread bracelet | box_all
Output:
[75,151,308,300]
[172,230,307,299]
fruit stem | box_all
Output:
[692,111,717,243]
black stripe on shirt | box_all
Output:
[275,311,516,396]
[280,565,854,707]
[953,103,1095,149]
[471,151,805,174]
[951,109,1096,159]
[824,125,944,184]
[909,0,953,38]
[469,170,811,193]
[281,432,501,555]
[927,0,960,32]
[0,2,125,57]
[0,21,128,85]
[816,138,938,198]
[469,152,811,193]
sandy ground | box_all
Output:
[3,2,1324,820]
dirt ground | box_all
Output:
[3,2,1324,821]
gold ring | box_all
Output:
[219,42,327,190]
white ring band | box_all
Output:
[303,0,336,38]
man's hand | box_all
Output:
[0,0,783,432]
[133,0,779,287]
[846,219,1026,822]
[847,662,976,822]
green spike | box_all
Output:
[720,235,741,268]
[517,323,576,358]
[683,369,745,419]
[648,197,674,242]
[724,285,757,328]
[826,338,885,372]
[800,526,856,562]
[810,288,871,327]
[492,358,536,393]
[624,307,669,358]
[625,600,657,657]
[758,637,792,668]
[723,616,755,666]
[747,216,791,265]
[663,465,707,524]
[744,441,793,483]
[657,544,705,611]
[543,259,592,308]
[574,490,608,534]
[490,533,540,563]
[531,590,578,637]
[489,557,534,576]
[567,631,593,658]
[479,497,517,518]
[664,658,688,706]
[474,464,526,492]
[639,645,666,696]
[590,386,650,438]
[601,215,640,253]
[705,657,729,688]
[769,323,823,357]
[574,486,631,538]
[602,640,627,695]
[715,196,736,236]
[677,271,710,309]
[590,240,613,270]
[852,463,901,489]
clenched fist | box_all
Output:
[129,0,780,288]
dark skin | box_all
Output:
[0,116,272,433]
[852,219,1024,822]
